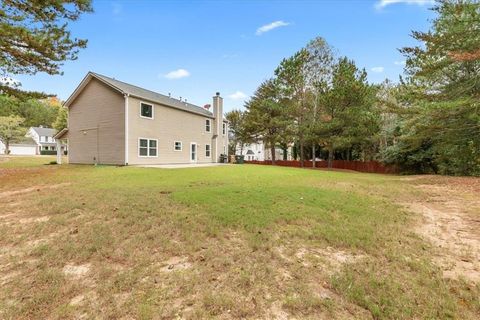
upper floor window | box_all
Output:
[205,119,211,132]
[140,102,153,119]
[222,123,226,135]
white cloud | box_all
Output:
[164,69,190,79]
[375,0,434,9]
[228,91,247,100]
[394,60,406,66]
[256,20,290,35]
[371,67,385,73]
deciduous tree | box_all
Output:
[0,115,25,154]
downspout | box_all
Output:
[124,93,129,165]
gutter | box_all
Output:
[124,93,129,165]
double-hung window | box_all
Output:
[205,119,211,132]
[140,102,153,119]
[205,144,211,157]
[139,138,157,157]
[222,123,226,135]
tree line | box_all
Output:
[227,0,479,176]
[0,95,68,153]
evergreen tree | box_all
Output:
[390,0,480,175]
[316,57,379,167]
[0,0,92,98]
[244,79,291,164]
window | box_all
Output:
[139,138,158,157]
[222,123,226,135]
[205,119,211,132]
[205,144,211,157]
[140,102,153,119]
[174,141,182,151]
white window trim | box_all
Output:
[190,142,197,163]
[138,137,158,158]
[205,118,211,133]
[139,101,154,120]
[174,141,183,151]
[205,144,211,158]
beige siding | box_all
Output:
[127,96,227,165]
[68,79,125,164]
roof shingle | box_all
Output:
[91,72,214,118]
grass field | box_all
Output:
[0,156,479,319]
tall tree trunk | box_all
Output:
[312,144,316,168]
[300,139,305,168]
[270,143,276,165]
[5,140,10,155]
[328,145,334,168]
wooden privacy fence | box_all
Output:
[244,160,397,174]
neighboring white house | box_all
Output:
[236,141,293,161]
[0,127,67,156]
[26,127,66,154]
[0,137,37,155]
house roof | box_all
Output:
[31,127,56,137]
[246,149,255,155]
[65,72,215,118]
[54,128,68,140]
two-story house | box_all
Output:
[54,72,228,165]
[27,127,60,153]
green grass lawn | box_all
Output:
[0,157,478,319]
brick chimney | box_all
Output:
[212,92,223,137]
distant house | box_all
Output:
[54,72,228,165]
[27,127,66,154]
[0,137,37,155]
[236,141,293,161]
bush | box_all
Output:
[40,150,57,155]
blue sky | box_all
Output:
[14,0,435,113]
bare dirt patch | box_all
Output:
[291,246,366,274]
[0,182,71,199]
[63,263,91,279]
[402,178,480,283]
[159,256,192,272]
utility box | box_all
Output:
[235,155,245,164]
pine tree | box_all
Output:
[0,0,92,98]
[244,79,291,164]
[392,0,480,175]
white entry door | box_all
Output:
[190,143,197,163]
